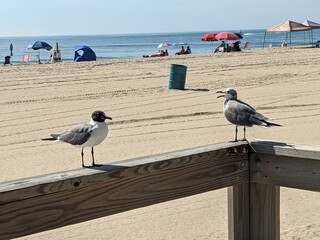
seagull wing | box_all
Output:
[56,123,93,145]
[253,112,270,121]
[224,100,257,126]
[250,111,276,127]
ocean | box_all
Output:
[1,29,319,64]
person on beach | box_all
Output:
[3,56,12,65]
[221,41,226,52]
[214,41,226,53]
[175,46,185,55]
[185,46,191,54]
[159,50,165,56]
[226,43,231,52]
[10,43,13,57]
[231,41,241,51]
[143,49,166,58]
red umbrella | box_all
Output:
[201,33,218,41]
[158,42,172,48]
[214,32,240,41]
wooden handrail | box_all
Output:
[0,141,248,240]
[0,140,319,240]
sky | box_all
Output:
[1,0,319,37]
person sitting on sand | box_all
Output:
[226,43,231,52]
[185,46,191,54]
[175,46,185,55]
[159,50,165,56]
[143,50,166,58]
[3,56,12,65]
[234,41,241,51]
[214,41,226,53]
[165,49,169,56]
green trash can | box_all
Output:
[169,64,187,90]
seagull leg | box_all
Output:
[91,147,102,167]
[91,147,95,166]
[234,126,238,142]
[243,127,246,140]
[81,148,85,168]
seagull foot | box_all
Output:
[91,163,103,167]
[238,138,248,142]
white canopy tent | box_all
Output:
[302,20,320,29]
[301,20,320,44]
[263,20,311,48]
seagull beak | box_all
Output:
[105,116,112,120]
[216,90,225,98]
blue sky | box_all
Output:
[1,0,319,37]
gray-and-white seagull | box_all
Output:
[42,110,112,167]
[216,88,281,142]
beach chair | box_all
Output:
[22,54,29,64]
[49,49,62,63]
[34,54,41,64]
[243,42,250,49]
[4,56,12,65]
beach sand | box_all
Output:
[1,47,319,239]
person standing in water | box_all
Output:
[10,43,13,57]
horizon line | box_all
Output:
[0,28,265,39]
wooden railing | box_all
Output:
[0,140,319,240]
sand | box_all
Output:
[1,47,319,239]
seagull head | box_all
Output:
[216,88,238,100]
[92,110,112,123]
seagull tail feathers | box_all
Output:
[42,134,59,141]
[266,121,282,127]
[42,137,56,141]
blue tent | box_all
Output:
[74,45,96,62]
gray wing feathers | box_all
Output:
[249,115,268,127]
[253,112,270,121]
[225,100,269,127]
[56,123,92,145]
[225,101,256,126]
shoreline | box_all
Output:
[2,28,319,65]
[3,44,316,66]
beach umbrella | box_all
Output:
[214,32,240,41]
[26,41,52,63]
[233,32,243,39]
[26,41,52,51]
[158,43,172,48]
[201,33,218,41]
[202,33,218,52]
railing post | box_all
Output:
[228,183,250,240]
[249,183,280,240]
[249,142,280,240]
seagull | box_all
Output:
[42,110,112,167]
[216,88,282,142]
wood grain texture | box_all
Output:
[228,184,250,240]
[0,141,248,204]
[250,183,280,240]
[0,141,248,240]
[250,153,320,192]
